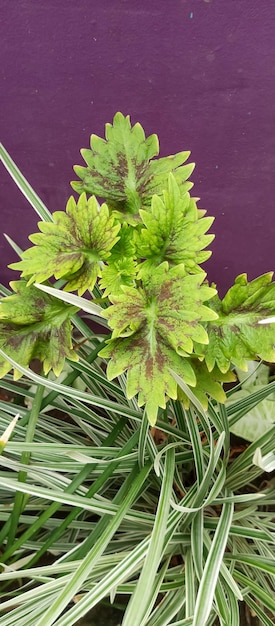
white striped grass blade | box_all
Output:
[34,282,103,317]
[253,447,275,472]
[169,369,206,415]
[0,413,20,452]
[122,447,175,625]
[258,316,275,324]
[3,233,23,257]
[192,497,236,626]
[0,143,53,222]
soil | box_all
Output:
[76,604,123,625]
[76,603,266,625]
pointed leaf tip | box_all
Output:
[72,113,192,214]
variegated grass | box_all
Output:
[0,319,274,626]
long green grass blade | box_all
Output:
[245,595,275,626]
[146,589,186,626]
[5,384,45,549]
[234,570,275,613]
[192,497,234,626]
[224,553,275,574]
[122,447,175,625]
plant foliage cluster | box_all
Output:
[0,114,274,626]
[1,113,275,426]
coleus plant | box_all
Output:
[1,112,275,425]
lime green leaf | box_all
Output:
[99,223,138,296]
[71,112,194,214]
[10,194,120,295]
[107,223,136,262]
[100,328,196,426]
[204,273,275,372]
[100,258,137,296]
[103,263,217,346]
[136,174,214,276]
[0,281,78,379]
[178,361,236,409]
[99,263,217,424]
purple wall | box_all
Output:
[1,0,275,294]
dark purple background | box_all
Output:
[1,0,275,294]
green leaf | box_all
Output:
[99,224,137,296]
[99,263,217,424]
[0,281,78,379]
[100,258,137,296]
[71,112,194,215]
[136,174,214,276]
[204,273,275,372]
[103,263,217,345]
[10,194,120,296]
[178,360,236,409]
[100,329,196,426]
[107,222,136,262]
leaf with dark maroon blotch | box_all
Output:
[0,281,78,379]
[203,273,275,372]
[10,194,120,296]
[99,263,218,424]
[71,112,194,215]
